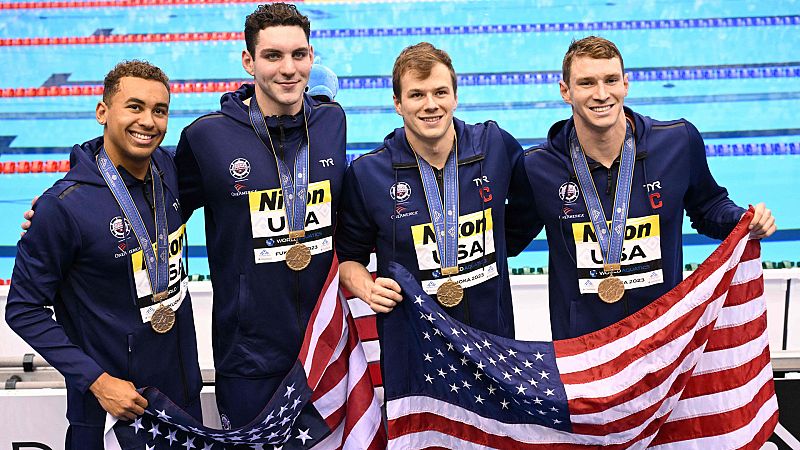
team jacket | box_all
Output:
[174,85,346,378]
[336,118,532,340]
[513,107,746,340]
[5,137,201,427]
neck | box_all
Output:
[248,87,303,117]
[103,144,149,180]
[408,124,456,169]
[574,114,627,168]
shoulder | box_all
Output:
[349,146,390,171]
[183,112,228,134]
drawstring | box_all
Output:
[392,169,398,265]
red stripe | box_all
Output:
[736,410,779,450]
[0,81,248,97]
[721,275,763,308]
[0,0,299,10]
[298,257,339,367]
[703,311,766,353]
[354,315,378,340]
[368,362,383,387]
[649,375,776,445]
[681,344,770,399]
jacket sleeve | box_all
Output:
[334,163,377,266]
[683,121,746,239]
[5,194,105,393]
[174,127,206,222]
[503,130,545,256]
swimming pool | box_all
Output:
[1,0,798,278]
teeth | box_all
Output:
[421,117,440,123]
[130,131,154,140]
[590,105,612,112]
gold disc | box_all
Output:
[151,304,175,334]
[286,243,311,271]
[436,280,463,307]
[598,276,625,303]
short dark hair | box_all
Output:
[392,42,457,99]
[103,60,169,104]
[244,3,311,56]
[562,36,624,85]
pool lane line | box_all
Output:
[0,0,303,10]
[3,63,800,98]
[1,14,798,46]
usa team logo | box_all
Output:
[229,158,251,179]
[558,181,580,204]
[390,181,412,202]
[109,216,131,240]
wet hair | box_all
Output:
[102,60,169,104]
[392,42,457,99]
[244,3,311,56]
[562,36,624,85]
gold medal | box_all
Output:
[151,303,175,334]
[436,279,463,307]
[286,242,311,271]
[598,276,625,303]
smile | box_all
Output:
[420,115,443,123]
[128,130,157,142]
[589,105,613,112]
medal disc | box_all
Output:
[151,304,175,334]
[286,243,311,271]
[598,276,625,303]
[436,280,463,307]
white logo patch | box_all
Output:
[229,158,251,180]
[390,181,412,203]
[559,181,580,204]
[109,216,131,240]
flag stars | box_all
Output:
[451,327,461,336]
[296,428,312,445]
[433,328,443,336]
[148,423,161,440]
[437,368,447,378]
[450,383,460,393]
[462,344,473,354]
[460,356,469,366]
[475,395,484,404]
[462,380,472,389]
[532,397,543,405]
[487,385,496,395]
[529,377,539,387]
[523,359,533,368]
[424,353,433,362]
[473,371,483,381]
[500,399,509,409]
[545,388,555,396]
[425,374,434,383]
[538,370,550,380]
[502,371,512,380]
[156,409,171,421]
[488,357,497,366]
[550,406,559,412]
[507,349,517,357]
[553,419,562,425]
[448,364,458,373]
[166,430,179,446]
[414,295,424,305]
[291,397,302,409]
[533,352,545,361]
[497,353,507,362]
[476,361,486,370]
[474,341,483,350]
[516,384,528,395]
[482,339,492,349]
[182,436,196,450]
[284,384,296,398]
[130,417,144,433]
[423,331,431,341]
[436,349,444,357]
[538,410,547,415]
[512,366,522,375]
[446,343,454,352]
[278,405,288,417]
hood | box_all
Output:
[64,136,168,188]
[545,106,650,162]
[219,83,313,131]
[382,117,487,168]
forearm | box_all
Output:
[340,260,374,301]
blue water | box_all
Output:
[1,0,799,277]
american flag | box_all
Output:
[385,211,778,449]
[105,257,386,450]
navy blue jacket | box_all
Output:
[336,118,531,339]
[174,85,346,378]
[5,137,202,427]
[514,108,746,340]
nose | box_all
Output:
[594,82,608,100]
[424,93,438,111]
[137,110,155,129]
[279,55,296,76]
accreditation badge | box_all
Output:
[572,214,664,294]
[248,180,333,264]
[131,225,188,323]
[413,208,499,295]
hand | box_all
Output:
[20,195,37,236]
[89,372,148,420]
[364,277,403,314]
[748,202,776,239]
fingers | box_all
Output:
[748,203,776,239]
[748,202,765,229]
[367,277,403,313]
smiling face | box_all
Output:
[242,25,313,116]
[394,62,458,154]
[560,56,628,136]
[96,76,169,177]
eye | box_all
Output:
[293,50,308,59]
[265,53,281,61]
[436,90,448,96]
[128,104,142,111]
[154,107,168,116]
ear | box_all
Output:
[393,94,402,116]
[623,72,629,97]
[453,91,458,111]
[96,101,108,126]
[308,44,315,64]
[242,50,255,77]
[559,80,572,105]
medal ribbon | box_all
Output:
[569,121,636,272]
[414,140,460,274]
[97,148,169,301]
[248,97,310,239]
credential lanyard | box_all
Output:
[248,96,310,239]
[569,121,636,272]
[97,148,169,301]
[415,141,460,275]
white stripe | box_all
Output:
[348,296,376,318]
[569,344,702,425]
[342,394,383,450]
[387,395,672,446]
[667,361,774,422]
[647,394,778,450]
[563,293,725,399]
[303,272,341,374]
[102,414,122,450]
[558,236,750,375]
[731,258,763,285]
[694,327,769,375]
[314,367,349,418]
[389,430,502,450]
[714,294,766,329]
[363,339,381,363]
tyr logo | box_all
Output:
[644,181,663,209]
[319,158,334,167]
[472,176,490,186]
